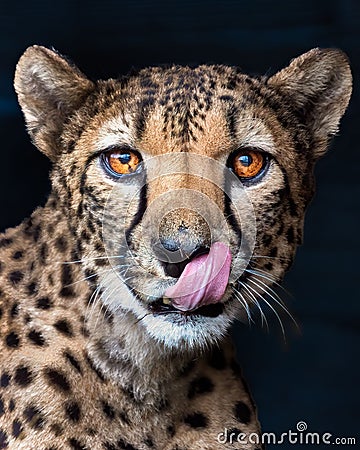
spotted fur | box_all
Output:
[0,46,352,449]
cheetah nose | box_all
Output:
[157,208,211,277]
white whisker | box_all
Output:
[238,281,269,330]
[246,278,286,340]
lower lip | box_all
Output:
[148,299,225,318]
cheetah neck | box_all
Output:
[85,299,200,405]
[18,202,225,406]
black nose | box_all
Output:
[157,208,211,277]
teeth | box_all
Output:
[162,296,172,305]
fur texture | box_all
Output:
[0,46,352,449]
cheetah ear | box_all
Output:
[267,48,352,158]
[14,45,95,161]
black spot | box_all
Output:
[0,374,10,388]
[12,251,23,260]
[50,423,63,437]
[80,324,90,338]
[225,103,238,139]
[8,400,15,411]
[167,424,176,437]
[9,271,24,285]
[103,443,117,450]
[103,309,114,325]
[155,396,169,411]
[117,439,136,450]
[188,376,214,399]
[144,437,154,447]
[287,226,295,244]
[64,352,82,374]
[0,238,12,247]
[5,332,20,348]
[208,347,227,370]
[12,420,22,438]
[81,230,90,243]
[10,303,19,317]
[28,330,46,346]
[102,401,115,420]
[77,202,84,216]
[234,401,251,424]
[48,273,54,286]
[0,429,8,448]
[121,385,137,402]
[36,296,51,309]
[87,214,98,233]
[119,411,130,425]
[184,412,208,428]
[262,234,272,247]
[14,366,33,386]
[65,402,81,422]
[24,314,31,324]
[27,282,38,296]
[226,428,244,442]
[45,369,71,392]
[276,222,284,236]
[219,94,235,102]
[60,265,75,296]
[0,398,4,416]
[39,243,48,263]
[23,406,37,421]
[60,286,76,298]
[288,198,298,217]
[24,405,45,429]
[54,319,73,336]
[55,236,67,252]
[269,247,278,257]
[69,438,87,450]
[264,262,273,271]
[32,224,41,242]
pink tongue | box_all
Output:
[164,242,232,312]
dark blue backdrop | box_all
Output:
[1,1,359,448]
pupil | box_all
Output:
[239,154,252,167]
[118,153,131,164]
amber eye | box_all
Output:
[230,148,267,180]
[102,149,142,176]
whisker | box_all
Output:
[58,254,126,265]
[247,266,293,297]
[247,276,297,330]
[238,281,269,330]
[245,279,286,340]
[251,254,291,262]
[231,286,253,326]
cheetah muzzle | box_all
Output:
[0,46,352,449]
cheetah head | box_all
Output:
[14,46,352,350]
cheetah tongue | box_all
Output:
[165,242,232,312]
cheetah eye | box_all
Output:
[229,148,269,181]
[101,148,142,177]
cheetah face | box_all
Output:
[14,46,351,349]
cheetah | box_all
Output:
[0,46,352,449]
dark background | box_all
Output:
[1,1,359,448]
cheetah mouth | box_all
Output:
[148,297,225,318]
